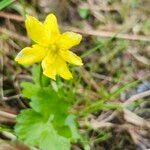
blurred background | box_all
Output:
[0,0,150,150]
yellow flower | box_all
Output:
[15,14,83,80]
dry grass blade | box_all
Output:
[0,110,16,120]
[3,94,21,101]
[99,89,150,123]
[1,0,150,149]
[123,109,150,128]
[91,119,116,129]
[128,49,150,66]
[0,142,31,150]
[66,27,150,42]
[124,90,150,106]
[0,12,24,22]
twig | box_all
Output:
[91,73,113,82]
[123,109,150,128]
[0,110,16,120]
[0,12,24,22]
[2,94,21,101]
[2,131,16,140]
[124,90,150,106]
[128,49,150,66]
[91,120,116,129]
[99,89,150,122]
[99,111,118,122]
[127,128,140,145]
[66,27,150,42]
[91,119,145,130]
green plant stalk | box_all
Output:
[19,0,27,17]
[79,101,122,116]
[15,64,83,150]
[39,65,43,87]
[78,78,148,116]
[0,0,15,10]
[81,43,103,58]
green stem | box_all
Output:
[39,64,43,87]
[78,101,122,117]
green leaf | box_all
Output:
[41,74,50,87]
[65,115,80,142]
[21,82,40,99]
[32,64,41,85]
[32,64,50,86]
[15,109,45,146]
[81,135,90,150]
[29,86,80,141]
[78,8,89,19]
[0,0,15,10]
[17,83,80,147]
[108,80,139,99]
[56,126,72,139]
[40,127,70,150]
[15,109,71,150]
[30,87,69,125]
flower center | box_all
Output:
[47,44,59,54]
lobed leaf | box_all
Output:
[15,109,70,150]
[21,82,40,99]
[15,85,80,149]
[30,87,69,125]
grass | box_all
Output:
[0,0,150,149]
[0,0,15,10]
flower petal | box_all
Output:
[57,32,82,50]
[44,14,60,43]
[42,51,57,80]
[42,55,73,80]
[42,62,57,80]
[15,45,47,65]
[57,58,73,80]
[25,15,50,46]
[59,50,83,66]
